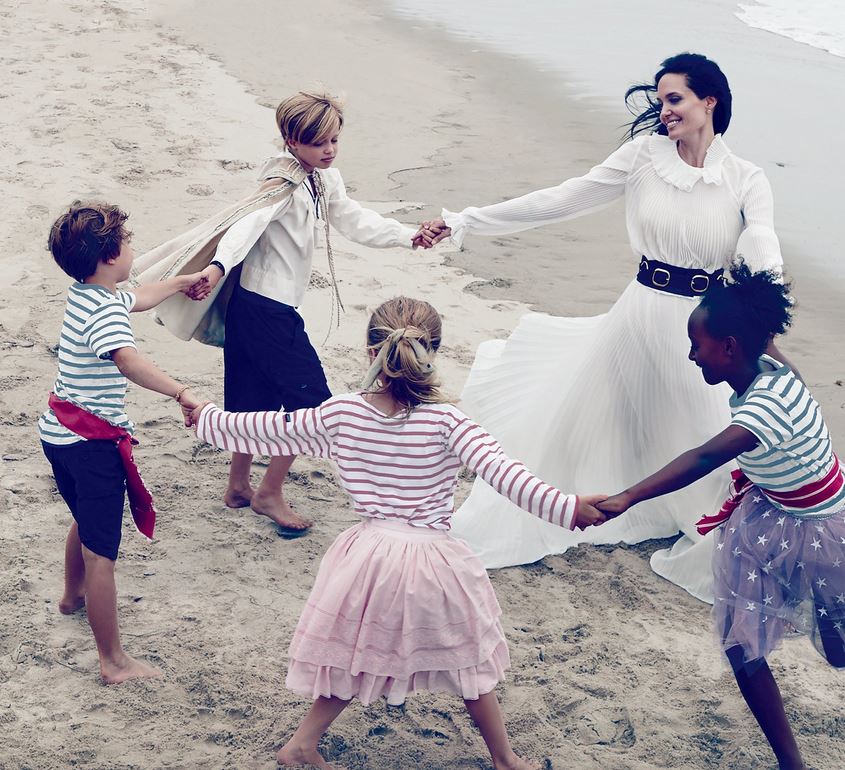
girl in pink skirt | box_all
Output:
[191,296,607,770]
[599,262,845,770]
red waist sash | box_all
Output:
[696,455,843,537]
[48,393,156,539]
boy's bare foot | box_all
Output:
[276,742,345,769]
[100,654,162,685]
[59,594,85,614]
[224,486,254,508]
[251,492,312,531]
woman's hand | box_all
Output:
[412,218,451,249]
[573,494,608,529]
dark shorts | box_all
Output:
[224,283,332,413]
[42,440,127,561]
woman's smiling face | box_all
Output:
[657,72,716,141]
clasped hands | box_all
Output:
[412,217,451,249]
[177,263,226,302]
[575,492,633,529]
[169,387,209,428]
[172,390,212,429]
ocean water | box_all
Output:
[388,0,845,277]
[736,0,845,58]
[388,0,845,105]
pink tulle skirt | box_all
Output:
[712,487,845,664]
[286,518,510,705]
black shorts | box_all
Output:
[42,440,127,561]
[224,283,332,413]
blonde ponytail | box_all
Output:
[362,298,448,411]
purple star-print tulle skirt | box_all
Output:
[712,486,845,664]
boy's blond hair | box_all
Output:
[275,90,344,147]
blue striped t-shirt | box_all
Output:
[38,283,137,445]
[730,354,844,517]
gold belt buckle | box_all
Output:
[690,274,710,293]
[651,268,671,288]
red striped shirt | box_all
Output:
[196,394,578,530]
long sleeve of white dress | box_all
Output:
[443,134,783,278]
[442,138,643,248]
[735,170,783,274]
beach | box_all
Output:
[1,0,843,768]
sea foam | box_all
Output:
[736,0,845,58]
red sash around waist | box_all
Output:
[696,455,843,536]
[48,393,156,539]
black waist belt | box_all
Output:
[636,257,725,297]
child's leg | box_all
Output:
[276,696,350,769]
[250,454,312,531]
[814,592,845,668]
[725,646,805,770]
[225,451,255,508]
[59,522,86,614]
[464,691,540,770]
[81,545,161,685]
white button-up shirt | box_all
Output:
[214,153,417,307]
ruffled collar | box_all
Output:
[650,133,731,191]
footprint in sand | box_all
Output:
[218,159,253,172]
[25,204,50,219]
[463,277,512,297]
[575,706,635,747]
[309,271,330,289]
[185,184,214,197]
[111,138,139,152]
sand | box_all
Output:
[1,0,843,768]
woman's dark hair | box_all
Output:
[624,52,732,140]
[699,261,793,359]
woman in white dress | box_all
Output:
[416,53,785,601]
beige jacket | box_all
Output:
[129,155,307,347]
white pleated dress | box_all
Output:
[446,134,784,602]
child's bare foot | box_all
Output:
[493,754,541,770]
[276,741,345,769]
[224,485,254,508]
[251,491,312,531]
[100,654,162,685]
[59,594,85,614]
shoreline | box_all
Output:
[1,1,843,768]
[150,0,843,441]
[385,0,845,284]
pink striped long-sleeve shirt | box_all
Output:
[196,394,579,530]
